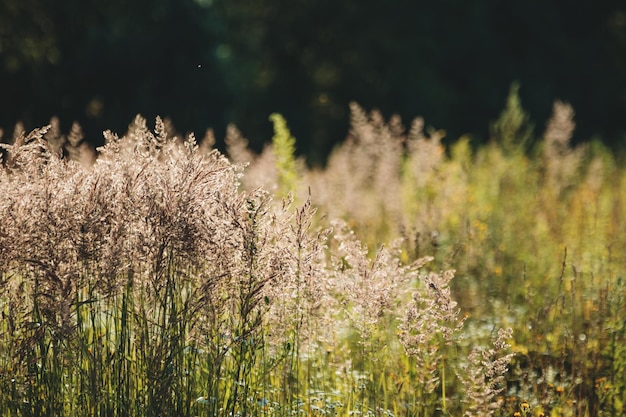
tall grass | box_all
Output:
[0,116,512,416]
[236,95,624,416]
[3,88,624,416]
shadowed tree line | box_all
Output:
[1,0,626,163]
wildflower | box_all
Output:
[520,401,531,416]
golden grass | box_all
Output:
[1,93,624,416]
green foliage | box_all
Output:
[270,113,299,198]
[490,82,535,153]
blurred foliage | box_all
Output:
[269,113,299,198]
[1,0,626,163]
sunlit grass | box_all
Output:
[1,118,503,417]
[282,98,626,416]
[2,93,625,416]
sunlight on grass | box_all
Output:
[1,95,625,416]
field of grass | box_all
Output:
[1,93,625,416]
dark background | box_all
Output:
[1,0,625,164]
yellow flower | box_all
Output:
[518,401,531,416]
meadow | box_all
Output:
[0,91,624,416]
